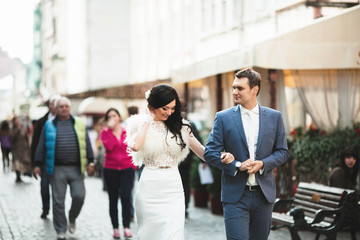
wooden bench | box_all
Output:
[272,182,359,240]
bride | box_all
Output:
[126,84,234,240]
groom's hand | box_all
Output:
[247,160,264,174]
[238,159,253,171]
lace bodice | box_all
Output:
[125,114,191,167]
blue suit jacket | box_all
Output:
[204,105,288,204]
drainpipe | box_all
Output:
[216,74,222,111]
[184,82,189,115]
[268,69,277,110]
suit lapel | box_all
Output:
[231,105,247,146]
[256,105,266,153]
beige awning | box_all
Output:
[77,97,127,116]
[254,5,360,70]
[172,46,254,84]
[172,5,360,84]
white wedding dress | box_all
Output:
[126,114,202,240]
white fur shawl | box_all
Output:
[125,114,191,167]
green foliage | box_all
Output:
[189,152,222,198]
[190,157,208,192]
[289,123,360,183]
[207,165,222,198]
[190,127,212,192]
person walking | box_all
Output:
[100,108,136,239]
[11,116,32,183]
[123,106,143,179]
[179,120,201,218]
[123,106,139,127]
[33,96,95,240]
[31,94,61,219]
[204,68,289,240]
[0,120,11,172]
[125,84,234,240]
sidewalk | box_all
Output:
[0,164,353,240]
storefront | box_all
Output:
[172,5,360,133]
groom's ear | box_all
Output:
[252,86,259,96]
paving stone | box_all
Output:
[1,164,359,240]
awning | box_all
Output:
[67,79,170,99]
[171,5,360,83]
[254,5,360,70]
[78,97,126,116]
[172,47,254,84]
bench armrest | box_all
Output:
[273,197,295,212]
[289,207,307,225]
[290,205,345,235]
[311,208,343,225]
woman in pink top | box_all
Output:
[101,108,136,239]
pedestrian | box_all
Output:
[0,120,11,172]
[123,106,144,180]
[179,120,202,218]
[33,96,95,240]
[11,116,32,183]
[100,108,136,239]
[329,146,359,189]
[124,106,139,219]
[204,68,289,240]
[90,118,106,179]
[124,106,139,125]
[31,94,61,219]
[125,84,235,240]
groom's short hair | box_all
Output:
[235,68,261,95]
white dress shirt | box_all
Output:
[48,112,56,121]
[240,104,259,186]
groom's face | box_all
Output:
[232,77,257,107]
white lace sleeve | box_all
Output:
[181,119,205,161]
[189,133,205,161]
[125,114,151,166]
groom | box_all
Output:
[204,68,288,240]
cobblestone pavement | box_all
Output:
[0,164,357,240]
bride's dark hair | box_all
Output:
[147,84,191,150]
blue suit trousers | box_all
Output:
[223,189,274,240]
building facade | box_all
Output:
[40,0,130,93]
[129,0,360,131]
[0,49,28,120]
[34,0,360,132]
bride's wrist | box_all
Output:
[144,114,154,124]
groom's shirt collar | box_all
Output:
[240,103,259,116]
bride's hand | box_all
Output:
[220,152,235,164]
[145,105,155,122]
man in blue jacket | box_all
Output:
[204,68,288,240]
[31,94,61,219]
[33,96,95,240]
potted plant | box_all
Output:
[290,123,360,183]
[190,157,209,208]
[207,165,223,215]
